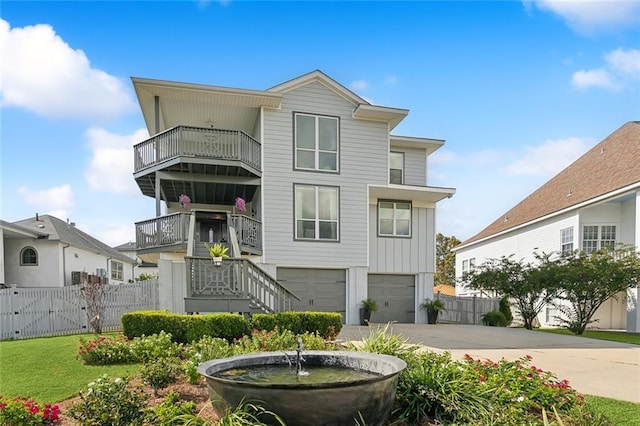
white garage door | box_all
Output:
[368,274,415,323]
[277,268,346,320]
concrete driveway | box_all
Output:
[337,324,640,403]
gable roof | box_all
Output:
[457,121,640,249]
[12,215,135,264]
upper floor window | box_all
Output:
[462,258,476,276]
[389,152,404,184]
[295,184,339,241]
[378,201,411,237]
[561,227,574,255]
[20,247,38,266]
[111,260,123,281]
[582,225,616,254]
[294,113,339,172]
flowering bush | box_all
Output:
[77,335,135,365]
[234,197,246,213]
[0,395,60,425]
[68,374,146,426]
[129,331,183,362]
[179,194,191,211]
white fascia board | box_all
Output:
[368,184,456,204]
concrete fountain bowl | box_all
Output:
[198,350,407,426]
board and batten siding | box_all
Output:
[399,147,427,186]
[368,205,435,274]
[262,81,389,267]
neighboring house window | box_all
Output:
[582,225,616,254]
[461,258,475,276]
[378,201,411,237]
[111,260,123,281]
[389,151,404,184]
[295,185,339,241]
[294,113,339,172]
[561,227,574,255]
[20,247,38,265]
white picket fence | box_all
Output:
[436,294,500,325]
[0,281,159,340]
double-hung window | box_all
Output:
[111,260,123,281]
[294,113,339,172]
[378,201,411,237]
[582,225,616,254]
[389,152,404,184]
[561,227,574,255]
[295,185,339,241]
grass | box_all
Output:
[585,395,640,425]
[536,328,640,345]
[0,333,139,403]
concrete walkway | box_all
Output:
[337,324,640,403]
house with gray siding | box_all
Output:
[131,70,455,324]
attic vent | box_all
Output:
[567,189,573,197]
[503,215,509,222]
[600,147,605,154]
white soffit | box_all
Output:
[390,135,445,155]
[353,104,409,130]
[369,184,456,203]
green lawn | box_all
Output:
[536,328,640,345]
[585,395,640,425]
[0,333,139,403]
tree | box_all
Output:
[80,276,109,334]
[435,233,461,287]
[552,245,640,335]
[461,254,559,330]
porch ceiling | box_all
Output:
[369,184,456,204]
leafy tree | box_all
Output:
[435,233,461,286]
[461,254,559,330]
[552,245,640,335]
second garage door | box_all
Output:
[368,274,415,323]
[277,268,346,320]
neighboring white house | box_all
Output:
[1,215,136,287]
[130,69,456,324]
[454,121,640,332]
[113,241,159,279]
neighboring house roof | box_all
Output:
[113,241,158,268]
[457,121,640,249]
[434,284,456,297]
[12,215,135,264]
[0,220,49,239]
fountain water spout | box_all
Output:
[295,337,305,375]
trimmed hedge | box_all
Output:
[121,311,249,343]
[481,310,508,327]
[252,311,342,339]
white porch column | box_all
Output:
[627,190,640,333]
[346,267,368,325]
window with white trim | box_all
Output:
[295,185,339,241]
[461,258,476,276]
[561,227,574,255]
[389,151,404,184]
[378,201,411,237]
[111,260,123,281]
[20,247,38,265]
[294,113,339,172]
[582,225,616,254]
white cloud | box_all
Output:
[93,223,136,247]
[605,48,640,78]
[0,19,135,119]
[84,128,149,194]
[506,137,591,177]
[571,69,616,89]
[526,0,640,34]
[571,48,640,90]
[16,184,75,219]
[350,80,368,91]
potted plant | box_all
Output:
[421,298,446,324]
[204,242,229,266]
[360,298,378,325]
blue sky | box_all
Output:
[1,0,639,246]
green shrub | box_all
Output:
[481,310,508,327]
[140,358,182,396]
[499,296,513,325]
[68,374,147,426]
[184,336,234,384]
[252,311,342,339]
[183,313,250,343]
[77,334,136,365]
[0,395,60,425]
[129,331,184,361]
[348,322,420,361]
[144,391,197,425]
